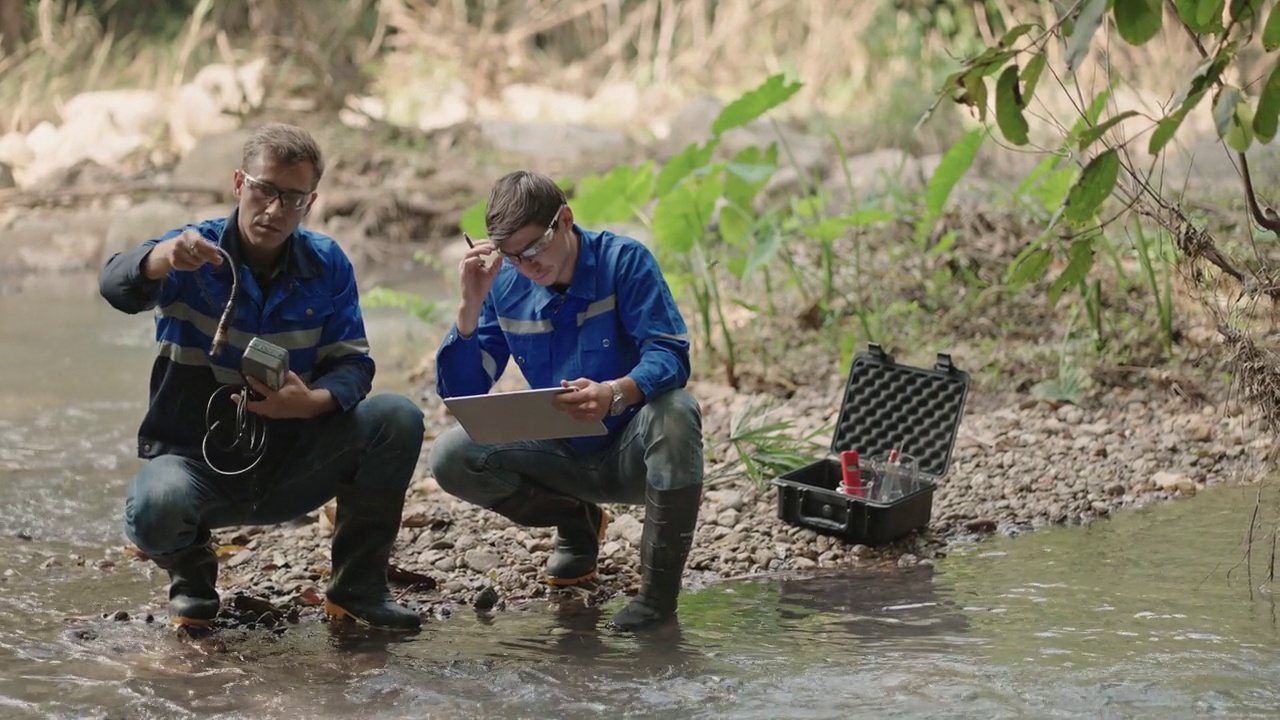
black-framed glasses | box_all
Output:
[499,204,564,263]
[242,172,311,211]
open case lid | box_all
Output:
[831,343,970,480]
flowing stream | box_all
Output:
[1,278,1277,719]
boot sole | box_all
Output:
[323,600,419,632]
[546,507,611,587]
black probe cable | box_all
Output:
[200,244,269,476]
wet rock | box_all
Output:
[473,586,499,611]
[463,548,500,574]
[112,610,129,622]
[607,514,644,545]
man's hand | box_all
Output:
[143,229,224,280]
[232,371,336,419]
[552,377,612,422]
[456,239,503,336]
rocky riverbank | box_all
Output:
[167,333,1265,627]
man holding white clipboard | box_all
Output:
[428,171,704,632]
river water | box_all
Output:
[1,278,1278,719]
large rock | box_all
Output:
[61,89,168,139]
[3,211,107,274]
[170,131,251,197]
[101,200,202,266]
[476,120,632,166]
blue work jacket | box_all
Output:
[435,226,691,453]
[98,209,375,461]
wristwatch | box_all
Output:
[604,379,626,416]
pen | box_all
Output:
[463,232,475,249]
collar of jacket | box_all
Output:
[530,224,599,310]
[212,207,321,280]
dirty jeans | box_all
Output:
[427,388,703,509]
[124,394,425,557]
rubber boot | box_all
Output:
[150,530,220,627]
[607,484,702,631]
[490,484,611,586]
[323,490,422,631]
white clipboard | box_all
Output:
[441,387,610,444]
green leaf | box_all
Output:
[1064,84,1116,145]
[718,204,753,247]
[1213,86,1244,139]
[995,65,1030,145]
[651,177,722,253]
[1031,167,1079,215]
[1021,53,1047,99]
[961,72,989,122]
[1265,4,1280,49]
[1115,0,1163,44]
[655,140,718,197]
[1008,246,1053,285]
[1148,43,1235,154]
[742,226,784,279]
[1077,110,1141,151]
[999,23,1038,47]
[1178,0,1225,31]
[459,199,487,237]
[925,127,986,219]
[1064,149,1121,225]
[711,74,803,136]
[1253,61,1280,142]
[1226,100,1255,151]
[1231,0,1263,25]
[572,162,655,225]
[1066,0,1108,75]
[724,143,778,210]
[1048,236,1096,307]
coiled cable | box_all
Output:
[198,243,269,476]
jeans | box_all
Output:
[125,394,425,557]
[428,388,703,509]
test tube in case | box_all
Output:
[866,452,922,503]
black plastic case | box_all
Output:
[771,343,970,545]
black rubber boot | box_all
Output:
[490,484,610,586]
[150,530,220,627]
[607,484,702,631]
[324,491,422,631]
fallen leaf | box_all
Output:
[387,564,437,590]
[296,587,323,606]
[233,594,285,619]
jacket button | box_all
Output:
[142,443,152,452]
[517,356,525,364]
[305,308,313,316]
[602,339,610,348]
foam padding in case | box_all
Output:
[831,344,970,480]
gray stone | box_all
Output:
[170,130,251,196]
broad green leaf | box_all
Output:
[711,74,803,136]
[572,162,656,225]
[459,199,487,237]
[1031,167,1079,214]
[963,48,1018,76]
[1077,110,1141,151]
[1048,237,1096,307]
[1253,61,1280,142]
[718,204,753,247]
[1265,4,1280,49]
[724,143,778,210]
[742,226,784,279]
[1066,0,1108,75]
[996,65,1030,145]
[1226,100,1255,151]
[1179,0,1224,31]
[1213,86,1245,139]
[999,23,1038,47]
[1008,246,1053,285]
[655,140,718,197]
[925,127,986,219]
[1064,149,1121,225]
[1021,53,1047,99]
[1065,84,1116,145]
[651,177,722,253]
[1115,0,1163,45]
[1231,0,1263,25]
[961,72,989,121]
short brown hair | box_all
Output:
[485,171,567,244]
[241,123,325,189]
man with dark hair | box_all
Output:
[99,123,424,632]
[429,170,704,631]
